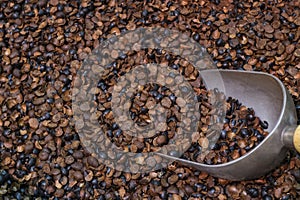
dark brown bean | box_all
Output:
[87,156,99,168]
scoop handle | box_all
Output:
[282,125,300,152]
[293,126,300,152]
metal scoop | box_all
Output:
[160,69,300,181]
